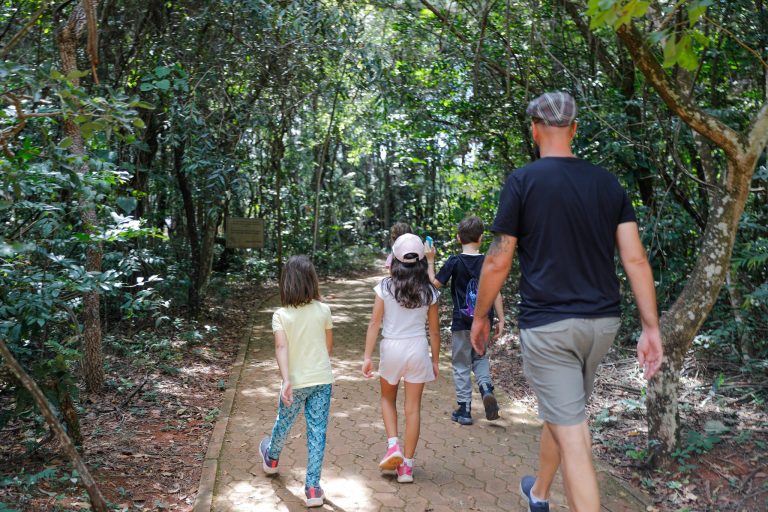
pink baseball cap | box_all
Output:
[392,233,425,263]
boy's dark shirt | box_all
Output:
[491,157,636,329]
[435,253,494,331]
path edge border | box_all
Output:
[192,293,276,512]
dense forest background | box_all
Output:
[1,0,766,510]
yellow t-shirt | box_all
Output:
[271,300,333,389]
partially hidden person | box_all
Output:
[469,91,663,512]
[425,215,504,425]
[384,222,413,271]
[259,255,334,508]
[362,233,440,484]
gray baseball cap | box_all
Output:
[526,92,577,127]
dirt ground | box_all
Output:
[0,277,272,511]
[1,271,766,511]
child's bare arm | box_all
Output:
[493,293,504,340]
[274,330,293,405]
[274,330,290,382]
[325,329,333,356]
[362,296,384,377]
[428,302,440,379]
[425,245,443,289]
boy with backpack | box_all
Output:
[425,216,504,425]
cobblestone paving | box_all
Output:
[204,275,649,511]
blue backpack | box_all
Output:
[457,257,479,319]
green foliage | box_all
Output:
[587,0,714,70]
[672,428,723,463]
[0,2,766,485]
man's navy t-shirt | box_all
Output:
[491,157,636,329]
[435,254,494,331]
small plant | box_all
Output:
[0,468,58,490]
[593,408,617,428]
[158,363,180,375]
[734,429,752,443]
[617,398,644,412]
[181,329,204,345]
[204,408,220,422]
[666,480,684,490]
[625,447,647,461]
[672,429,723,464]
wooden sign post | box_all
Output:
[225,218,265,249]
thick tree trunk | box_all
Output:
[604,19,768,465]
[0,339,108,511]
[57,0,103,393]
[650,159,755,460]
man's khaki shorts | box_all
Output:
[520,317,620,426]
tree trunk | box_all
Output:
[270,116,288,275]
[610,21,768,465]
[650,159,755,461]
[57,0,103,393]
[724,269,751,358]
[133,109,160,220]
[197,211,221,301]
[173,141,203,317]
[57,379,83,446]
[312,88,340,255]
[382,142,393,234]
[0,339,108,511]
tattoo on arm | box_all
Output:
[487,234,511,257]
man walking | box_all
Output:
[470,92,663,512]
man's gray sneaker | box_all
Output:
[520,475,549,512]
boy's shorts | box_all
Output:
[378,336,435,385]
[520,317,620,426]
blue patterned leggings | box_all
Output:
[267,383,332,489]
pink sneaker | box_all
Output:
[396,463,413,483]
[378,443,403,471]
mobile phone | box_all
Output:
[425,236,433,248]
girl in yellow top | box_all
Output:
[259,255,333,508]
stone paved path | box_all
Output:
[197,275,649,511]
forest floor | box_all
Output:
[0,267,766,511]
[0,275,273,511]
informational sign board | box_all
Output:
[225,218,265,249]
